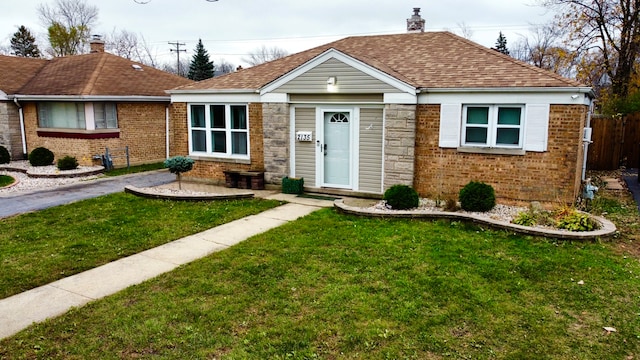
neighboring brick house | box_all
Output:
[0,37,192,166]
[168,27,593,204]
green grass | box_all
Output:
[103,162,166,177]
[0,193,283,299]
[0,174,15,187]
[2,209,639,359]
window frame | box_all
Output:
[461,104,524,149]
[187,103,250,160]
[37,102,86,129]
[93,103,118,129]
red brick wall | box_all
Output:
[22,102,169,166]
[170,102,265,184]
[414,104,587,204]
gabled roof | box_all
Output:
[0,52,192,98]
[174,31,583,92]
[0,55,47,95]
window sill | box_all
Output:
[189,154,251,164]
[456,146,525,156]
[37,128,120,139]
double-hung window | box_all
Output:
[189,104,249,158]
[462,105,523,148]
[37,102,86,129]
[94,103,118,129]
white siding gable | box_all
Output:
[439,103,462,148]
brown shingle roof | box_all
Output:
[175,31,583,92]
[1,52,193,97]
[0,55,47,94]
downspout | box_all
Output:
[165,105,170,159]
[581,98,594,181]
[13,98,27,157]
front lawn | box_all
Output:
[2,208,639,359]
[0,193,283,299]
[0,174,15,187]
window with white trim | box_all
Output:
[189,104,249,158]
[37,102,86,129]
[462,105,524,148]
[94,103,118,129]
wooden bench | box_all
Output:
[223,170,265,190]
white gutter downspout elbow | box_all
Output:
[13,98,27,157]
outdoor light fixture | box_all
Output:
[327,76,336,86]
[326,77,338,92]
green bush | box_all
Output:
[383,184,419,210]
[555,210,600,232]
[0,145,10,164]
[459,181,496,212]
[28,147,54,167]
[57,156,79,171]
[164,156,195,190]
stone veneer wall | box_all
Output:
[22,102,170,166]
[170,102,265,184]
[262,103,290,184]
[413,104,587,204]
[383,104,416,189]
[0,101,25,160]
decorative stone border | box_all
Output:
[0,165,104,178]
[334,199,617,240]
[0,175,19,190]
[124,185,254,201]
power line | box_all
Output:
[168,41,186,75]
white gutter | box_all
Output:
[11,95,171,102]
[165,105,170,159]
[13,98,27,157]
[166,88,258,95]
[418,86,594,95]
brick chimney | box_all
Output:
[407,8,425,33]
[89,34,105,53]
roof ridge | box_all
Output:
[82,53,109,95]
[440,31,584,87]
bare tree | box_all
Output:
[38,0,98,56]
[161,58,190,78]
[216,58,235,75]
[456,22,474,40]
[242,45,288,66]
[511,23,577,78]
[105,29,158,67]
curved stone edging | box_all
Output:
[0,165,104,178]
[0,175,19,190]
[334,199,617,240]
[124,185,254,201]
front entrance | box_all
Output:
[322,111,351,188]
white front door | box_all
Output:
[322,111,351,187]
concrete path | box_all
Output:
[0,200,330,340]
[0,170,175,219]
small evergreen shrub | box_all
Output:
[0,145,10,164]
[28,147,54,166]
[383,184,419,210]
[459,181,496,212]
[57,156,79,170]
[164,156,195,189]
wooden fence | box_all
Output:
[587,113,640,170]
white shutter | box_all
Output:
[439,104,461,148]
[524,104,550,152]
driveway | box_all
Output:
[0,171,175,219]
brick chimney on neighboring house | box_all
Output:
[407,8,425,33]
[89,34,105,53]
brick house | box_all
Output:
[0,37,192,166]
[168,28,593,204]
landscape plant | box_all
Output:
[28,147,54,167]
[459,180,496,212]
[383,184,419,210]
[164,156,195,189]
[0,145,10,164]
[56,155,79,171]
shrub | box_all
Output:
[0,145,10,164]
[28,147,54,167]
[383,184,419,210]
[444,198,458,212]
[57,156,79,171]
[459,181,496,212]
[556,211,599,231]
[164,156,195,189]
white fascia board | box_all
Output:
[261,93,288,103]
[0,90,7,100]
[11,94,171,102]
[260,48,416,96]
[171,92,261,104]
[418,87,593,105]
[383,92,417,104]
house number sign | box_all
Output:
[296,131,313,142]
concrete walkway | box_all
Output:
[0,195,333,340]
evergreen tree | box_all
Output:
[188,39,214,81]
[10,26,41,58]
[495,31,510,56]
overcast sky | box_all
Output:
[0,0,554,68]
